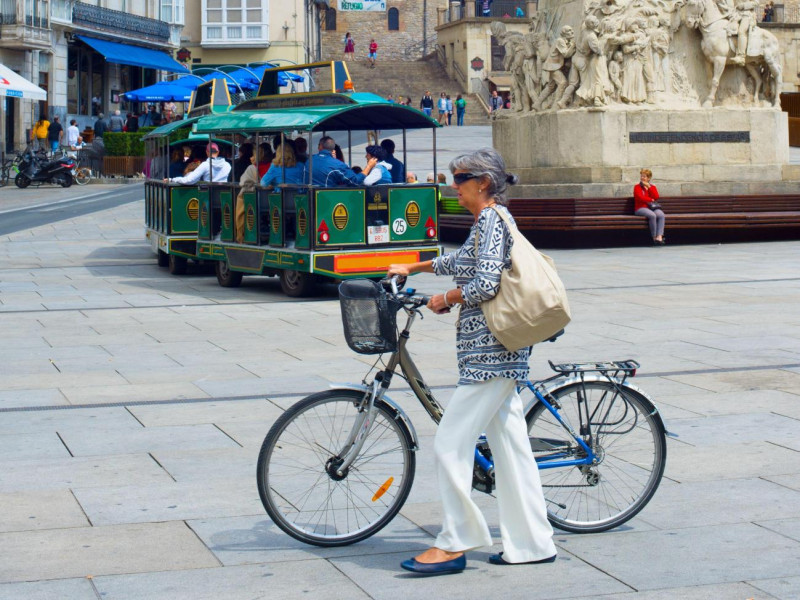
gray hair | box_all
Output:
[449,147,518,206]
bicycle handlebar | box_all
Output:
[382,275,431,308]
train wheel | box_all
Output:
[168,254,188,275]
[280,270,318,297]
[157,250,169,267]
[215,260,243,288]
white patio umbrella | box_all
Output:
[0,64,47,101]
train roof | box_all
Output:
[192,92,439,134]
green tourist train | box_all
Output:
[143,60,442,296]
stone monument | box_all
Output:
[491,0,799,197]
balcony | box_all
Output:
[0,0,52,50]
[438,0,535,25]
[72,1,172,45]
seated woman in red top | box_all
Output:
[633,168,665,245]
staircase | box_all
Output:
[343,57,488,126]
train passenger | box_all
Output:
[311,136,360,187]
[294,137,308,163]
[235,145,262,242]
[356,145,393,185]
[168,148,185,178]
[166,143,231,184]
[260,143,307,188]
[380,139,405,184]
[257,143,273,178]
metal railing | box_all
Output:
[442,0,528,23]
[402,34,440,59]
[473,77,492,115]
[452,59,467,90]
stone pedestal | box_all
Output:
[493,107,795,197]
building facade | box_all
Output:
[1,0,184,153]
[178,0,320,74]
[319,0,447,62]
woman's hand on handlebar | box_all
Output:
[387,263,412,278]
[427,293,450,315]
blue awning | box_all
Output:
[76,35,189,74]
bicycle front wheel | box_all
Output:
[526,380,666,533]
[257,389,416,546]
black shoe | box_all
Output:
[488,552,557,566]
[401,554,466,575]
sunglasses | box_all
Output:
[452,173,479,185]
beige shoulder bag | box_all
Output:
[474,206,571,351]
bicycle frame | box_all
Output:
[334,304,628,481]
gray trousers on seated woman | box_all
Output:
[635,207,665,238]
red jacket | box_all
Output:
[633,183,659,212]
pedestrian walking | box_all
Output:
[47,116,63,155]
[344,32,355,61]
[387,147,557,575]
[368,39,378,68]
[420,91,434,116]
[456,94,467,126]
[490,90,503,115]
[66,119,80,150]
[93,113,108,139]
[31,116,50,151]
[109,110,124,132]
[437,92,449,125]
[446,94,454,126]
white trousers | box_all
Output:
[433,377,557,562]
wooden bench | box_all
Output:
[439,195,800,242]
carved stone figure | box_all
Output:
[573,15,614,107]
[489,0,783,112]
[535,25,576,110]
[607,50,624,100]
[523,31,547,109]
[732,0,758,65]
[492,21,534,112]
[684,0,783,106]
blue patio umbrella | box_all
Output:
[123,80,194,102]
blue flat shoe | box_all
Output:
[400,554,466,575]
[488,552,557,566]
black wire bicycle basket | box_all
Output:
[339,279,403,354]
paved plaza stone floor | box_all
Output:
[0,132,799,599]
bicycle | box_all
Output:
[72,152,93,186]
[0,153,23,186]
[257,277,667,547]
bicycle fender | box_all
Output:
[529,374,668,431]
[328,383,420,451]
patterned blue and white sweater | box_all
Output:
[432,205,531,385]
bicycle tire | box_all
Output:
[74,167,92,185]
[257,389,416,547]
[525,379,666,533]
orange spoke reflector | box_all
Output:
[372,477,394,502]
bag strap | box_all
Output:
[473,204,519,254]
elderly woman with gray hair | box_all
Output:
[387,148,556,575]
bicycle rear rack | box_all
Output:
[548,360,640,383]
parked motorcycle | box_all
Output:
[14,148,76,188]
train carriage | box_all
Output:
[143,61,442,296]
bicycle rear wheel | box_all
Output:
[525,380,666,533]
[257,389,416,546]
[74,167,92,185]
